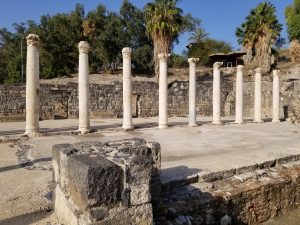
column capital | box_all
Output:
[26,34,40,47]
[237,65,244,71]
[213,62,223,69]
[273,69,280,77]
[78,41,90,54]
[255,67,262,73]
[158,53,170,62]
[188,58,199,65]
[122,47,132,58]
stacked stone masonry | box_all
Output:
[53,138,300,225]
[52,138,161,225]
[157,161,300,225]
[0,79,299,122]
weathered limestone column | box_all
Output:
[122,47,134,130]
[235,65,244,124]
[212,62,223,125]
[254,68,263,123]
[272,69,280,122]
[25,34,40,136]
[188,58,199,127]
[78,41,90,134]
[158,53,170,129]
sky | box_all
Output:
[0,0,293,53]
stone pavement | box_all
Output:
[1,117,300,183]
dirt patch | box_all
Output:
[0,143,58,225]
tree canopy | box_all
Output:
[144,0,199,76]
[236,2,282,74]
[0,0,200,83]
[187,38,232,66]
[286,0,300,41]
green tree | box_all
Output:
[0,25,27,83]
[84,4,107,72]
[144,0,183,76]
[38,4,85,78]
[120,0,153,72]
[236,2,282,74]
[188,38,232,66]
[188,27,209,44]
[144,0,199,76]
[286,0,300,41]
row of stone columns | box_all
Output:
[210,63,280,125]
[24,33,281,136]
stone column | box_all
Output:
[235,65,244,124]
[272,69,280,123]
[78,41,90,134]
[212,62,223,125]
[254,68,263,123]
[158,53,170,129]
[25,34,40,136]
[122,47,134,130]
[188,58,199,127]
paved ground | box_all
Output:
[1,117,300,182]
[1,117,300,224]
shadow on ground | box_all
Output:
[0,157,52,173]
[0,210,53,225]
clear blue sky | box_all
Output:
[0,0,293,53]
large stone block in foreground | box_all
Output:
[52,138,161,225]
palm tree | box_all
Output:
[236,2,282,73]
[188,28,209,44]
[144,0,183,76]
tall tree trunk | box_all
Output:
[254,33,274,74]
[153,43,159,80]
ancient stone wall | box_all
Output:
[52,138,161,225]
[0,79,299,121]
[157,159,300,225]
[52,138,300,225]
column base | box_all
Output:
[272,119,280,123]
[212,121,222,125]
[79,128,90,134]
[234,120,245,125]
[158,124,169,129]
[24,130,39,137]
[253,119,264,123]
[122,124,134,131]
[189,123,198,127]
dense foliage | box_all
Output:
[286,0,300,41]
[236,2,282,73]
[0,1,155,83]
[187,26,232,66]
[0,0,201,84]
[144,0,200,76]
[188,39,232,66]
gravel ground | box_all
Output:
[0,143,58,225]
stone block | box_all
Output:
[52,143,77,194]
[125,155,152,206]
[67,154,123,208]
[52,138,160,225]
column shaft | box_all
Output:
[254,68,263,123]
[272,70,280,122]
[122,48,133,130]
[212,62,223,125]
[188,58,199,126]
[235,65,244,124]
[78,41,90,134]
[25,34,40,136]
[158,53,169,129]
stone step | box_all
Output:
[157,160,300,225]
[161,154,300,193]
